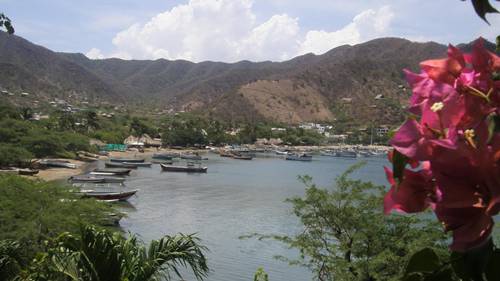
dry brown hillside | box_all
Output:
[238,79,333,124]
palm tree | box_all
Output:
[35,225,209,281]
[0,240,24,281]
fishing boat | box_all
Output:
[219,151,234,157]
[105,162,139,168]
[69,175,126,184]
[17,169,39,176]
[160,163,207,173]
[92,168,131,176]
[335,150,358,158]
[39,160,77,169]
[285,153,313,161]
[128,162,152,167]
[0,168,18,175]
[109,158,145,163]
[232,153,253,160]
[152,153,179,160]
[81,190,138,201]
[180,153,207,160]
[152,159,174,165]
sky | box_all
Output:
[0,0,498,62]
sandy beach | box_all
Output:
[35,159,90,182]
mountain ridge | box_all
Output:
[0,32,494,124]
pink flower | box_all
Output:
[383,163,437,215]
[385,38,500,251]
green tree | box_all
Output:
[26,225,209,281]
[0,13,14,34]
[162,114,207,146]
[0,175,116,255]
[0,240,24,281]
[130,117,156,137]
[0,144,33,167]
[257,163,447,281]
[20,133,65,158]
[83,110,99,132]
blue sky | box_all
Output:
[1,0,498,62]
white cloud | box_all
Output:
[85,47,105,59]
[92,1,395,62]
[299,5,394,55]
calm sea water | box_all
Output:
[111,153,389,281]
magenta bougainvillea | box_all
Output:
[384,38,500,252]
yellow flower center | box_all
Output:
[430,102,444,112]
[464,129,475,139]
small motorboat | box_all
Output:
[128,162,152,167]
[18,169,39,176]
[92,168,132,176]
[81,189,138,201]
[335,151,358,158]
[285,153,313,161]
[275,150,289,155]
[219,151,234,157]
[152,159,174,165]
[160,163,207,173]
[109,158,145,163]
[69,175,126,184]
[232,154,253,160]
[180,153,207,160]
[152,153,179,160]
[39,160,77,169]
[105,162,139,168]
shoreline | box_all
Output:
[35,159,91,182]
[34,145,389,181]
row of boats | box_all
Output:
[275,148,385,159]
[70,156,209,202]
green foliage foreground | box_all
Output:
[0,175,115,253]
[246,163,448,281]
[0,175,209,281]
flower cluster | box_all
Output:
[385,38,500,252]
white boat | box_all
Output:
[285,153,313,161]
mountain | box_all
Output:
[0,32,491,125]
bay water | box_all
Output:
[114,153,389,281]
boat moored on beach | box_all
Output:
[39,159,77,169]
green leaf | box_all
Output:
[405,248,441,276]
[392,149,409,184]
[403,272,424,281]
[471,0,499,24]
[485,249,500,281]
[487,114,500,143]
[451,239,494,281]
[424,266,456,281]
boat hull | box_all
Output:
[82,190,137,201]
[160,164,207,173]
[110,158,145,163]
[285,155,313,161]
[92,168,131,175]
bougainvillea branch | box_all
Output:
[385,38,500,252]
